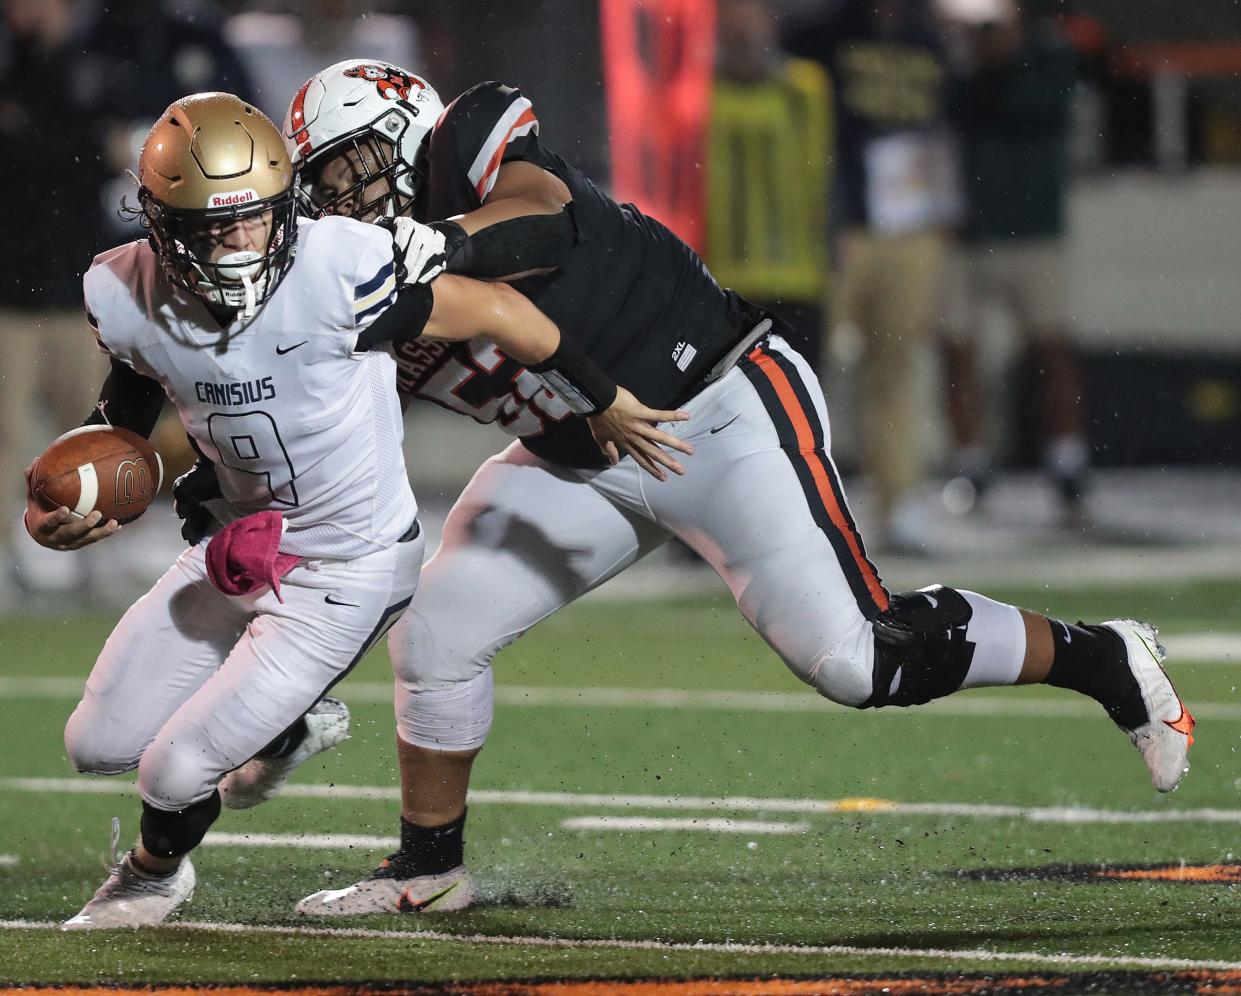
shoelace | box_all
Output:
[372,851,407,880]
[102,816,123,878]
[97,817,180,898]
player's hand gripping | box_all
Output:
[384,217,452,285]
[22,463,119,551]
[587,387,693,481]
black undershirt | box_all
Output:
[83,357,165,437]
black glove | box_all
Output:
[172,458,222,544]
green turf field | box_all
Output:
[0,580,1238,986]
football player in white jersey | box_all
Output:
[243,62,1199,919]
[23,91,689,930]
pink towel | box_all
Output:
[205,510,302,602]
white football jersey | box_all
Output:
[83,216,416,560]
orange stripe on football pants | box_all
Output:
[747,345,889,613]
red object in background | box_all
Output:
[600,0,716,251]
[1112,42,1241,79]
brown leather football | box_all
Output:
[31,426,164,524]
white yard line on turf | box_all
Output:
[0,917,1239,972]
[3,678,1240,724]
[560,817,808,834]
[204,832,393,849]
[0,854,18,866]
[1166,632,1241,661]
[4,776,1240,825]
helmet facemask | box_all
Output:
[141,186,298,320]
[136,92,298,322]
[297,109,423,222]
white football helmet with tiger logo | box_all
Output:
[283,59,444,220]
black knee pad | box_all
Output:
[140,790,222,858]
[864,586,976,708]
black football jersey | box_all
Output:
[402,81,768,466]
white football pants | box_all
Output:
[65,530,424,811]
[390,336,892,750]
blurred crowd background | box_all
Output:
[2,0,1240,604]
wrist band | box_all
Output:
[428,220,469,266]
[529,335,617,416]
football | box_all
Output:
[30,425,164,525]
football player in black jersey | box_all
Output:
[226,61,1193,916]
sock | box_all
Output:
[957,590,1026,689]
[129,851,178,879]
[256,717,308,760]
[1045,619,1146,728]
[382,811,467,878]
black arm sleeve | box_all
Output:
[354,283,435,351]
[83,357,165,437]
[528,335,618,416]
[433,207,577,280]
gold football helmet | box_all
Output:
[137,92,297,316]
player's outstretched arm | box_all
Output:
[359,276,693,479]
[388,165,574,285]
[423,276,695,480]
[421,274,561,365]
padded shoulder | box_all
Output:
[430,81,540,202]
[292,216,397,331]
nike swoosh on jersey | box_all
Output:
[324,594,360,607]
[709,413,741,434]
[276,341,309,355]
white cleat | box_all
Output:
[62,820,195,930]
[296,864,475,916]
[1103,619,1196,793]
[220,696,351,810]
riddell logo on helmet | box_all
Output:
[207,188,259,209]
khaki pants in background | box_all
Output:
[832,229,947,528]
[0,309,107,558]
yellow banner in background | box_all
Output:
[706,60,832,302]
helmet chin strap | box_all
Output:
[238,273,258,319]
[198,251,266,319]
